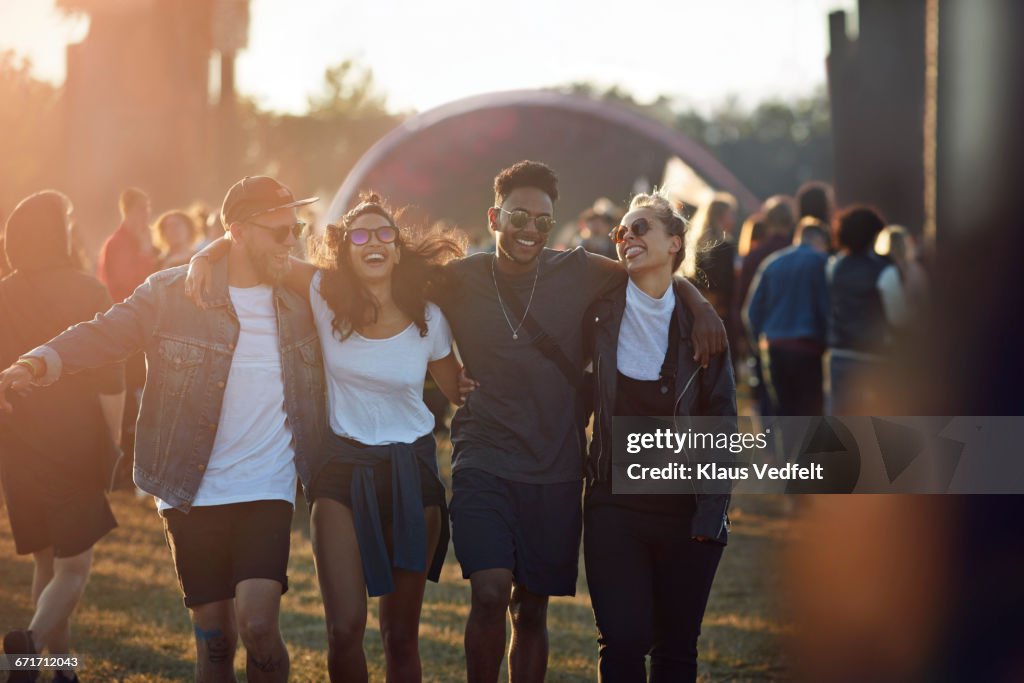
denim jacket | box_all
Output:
[27,260,329,511]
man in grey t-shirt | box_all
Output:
[440,161,724,682]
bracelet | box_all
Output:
[15,357,43,378]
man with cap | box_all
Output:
[0,176,327,683]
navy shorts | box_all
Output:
[450,467,583,597]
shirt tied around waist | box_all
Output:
[325,432,449,597]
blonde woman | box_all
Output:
[682,192,738,319]
[585,190,735,682]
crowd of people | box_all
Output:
[565,180,928,425]
[0,160,928,683]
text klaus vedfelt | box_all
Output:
[624,428,824,481]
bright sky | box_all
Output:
[0,0,857,114]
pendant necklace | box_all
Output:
[491,255,539,341]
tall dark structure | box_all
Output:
[58,0,248,253]
[827,1,927,233]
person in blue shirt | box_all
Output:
[743,218,830,416]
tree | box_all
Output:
[237,59,401,203]
[559,82,834,204]
[307,59,389,119]
[0,51,62,219]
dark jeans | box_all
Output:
[765,346,824,416]
[584,501,724,683]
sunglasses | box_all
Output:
[609,217,657,244]
[247,220,306,244]
[496,208,555,234]
[346,225,398,246]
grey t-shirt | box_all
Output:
[440,247,626,483]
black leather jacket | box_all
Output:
[584,278,736,544]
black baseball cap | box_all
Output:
[220,176,318,225]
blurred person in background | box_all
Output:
[97,188,156,304]
[825,206,889,415]
[737,197,796,417]
[735,212,766,262]
[576,204,618,259]
[68,227,92,274]
[684,192,738,319]
[584,190,734,682]
[737,196,796,316]
[197,211,226,251]
[874,225,930,331]
[795,180,834,227]
[151,210,200,270]
[732,212,765,353]
[743,218,830,417]
[96,188,156,493]
[465,226,494,255]
[0,190,125,683]
[189,202,211,236]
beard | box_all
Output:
[244,240,289,285]
[497,232,543,266]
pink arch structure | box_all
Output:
[325,89,759,226]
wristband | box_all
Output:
[15,357,43,379]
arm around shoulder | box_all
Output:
[676,278,727,367]
[284,257,318,302]
[428,351,465,406]
[426,305,465,405]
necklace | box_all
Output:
[491,255,539,341]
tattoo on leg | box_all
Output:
[194,626,232,664]
[250,654,280,673]
[194,626,224,642]
[207,636,232,664]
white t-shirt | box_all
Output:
[157,285,297,511]
[310,271,453,445]
[617,279,675,381]
[877,265,907,327]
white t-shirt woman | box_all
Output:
[310,271,453,445]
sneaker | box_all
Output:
[2,629,39,682]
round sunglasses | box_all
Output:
[496,207,556,234]
[609,217,658,244]
[345,225,398,245]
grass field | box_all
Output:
[0,449,793,682]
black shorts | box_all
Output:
[161,500,292,608]
[309,456,446,521]
[450,467,583,597]
[2,459,116,558]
